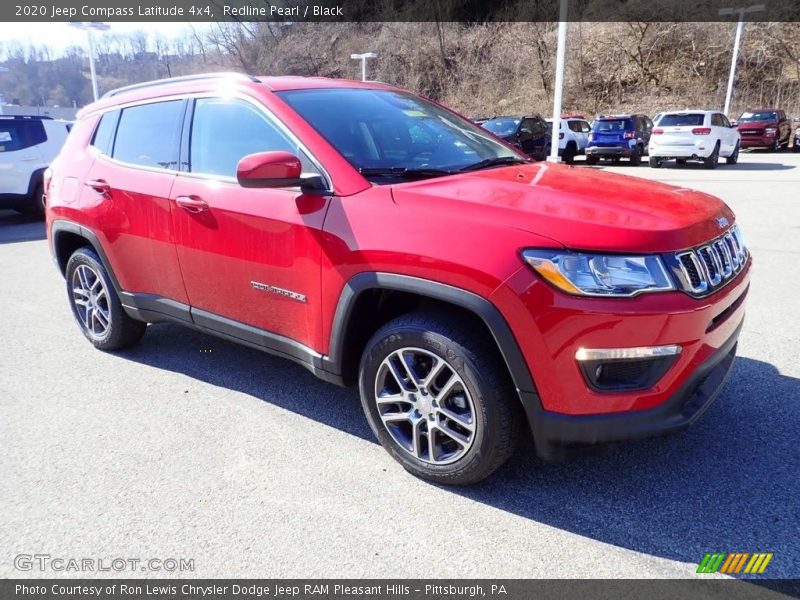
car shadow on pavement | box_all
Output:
[122,324,799,577]
[0,210,46,244]
[460,355,800,577]
[656,161,795,171]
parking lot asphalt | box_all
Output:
[0,150,798,580]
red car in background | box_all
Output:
[45,74,751,484]
[736,108,792,151]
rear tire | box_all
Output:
[703,143,720,169]
[585,156,598,166]
[358,311,522,485]
[562,143,577,165]
[726,141,740,165]
[65,247,147,351]
[15,183,45,219]
[630,146,642,166]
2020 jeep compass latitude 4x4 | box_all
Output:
[46,73,751,484]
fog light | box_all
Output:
[576,345,682,392]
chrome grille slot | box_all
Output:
[698,245,722,286]
[671,225,749,297]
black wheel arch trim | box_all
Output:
[324,272,538,396]
[50,220,124,294]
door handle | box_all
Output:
[84,179,111,194]
[175,195,209,213]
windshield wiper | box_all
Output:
[457,156,530,172]
[358,167,456,179]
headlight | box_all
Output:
[522,250,675,297]
[765,127,777,135]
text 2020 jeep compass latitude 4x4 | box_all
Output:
[46,73,751,484]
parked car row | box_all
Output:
[474,106,798,169]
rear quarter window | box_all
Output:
[90,110,120,155]
[0,119,46,153]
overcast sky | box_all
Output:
[0,22,214,56]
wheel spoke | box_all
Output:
[386,354,415,392]
[373,346,477,466]
[427,427,438,463]
[436,405,475,432]
[94,308,109,328]
[433,372,460,402]
[433,421,471,447]
[72,286,90,298]
[421,356,448,389]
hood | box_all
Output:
[390,162,734,253]
[737,119,778,129]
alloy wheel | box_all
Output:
[71,264,111,340]
[374,347,476,465]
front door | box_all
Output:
[170,96,330,350]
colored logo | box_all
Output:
[697,552,773,574]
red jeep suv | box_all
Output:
[46,73,751,484]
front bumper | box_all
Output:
[525,318,741,458]
[740,135,776,148]
[490,258,751,458]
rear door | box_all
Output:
[711,113,735,154]
[79,100,189,305]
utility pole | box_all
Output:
[548,0,569,163]
[718,4,765,117]
[70,22,111,102]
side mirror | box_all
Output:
[236,151,325,191]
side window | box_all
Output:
[0,120,46,152]
[519,119,534,134]
[90,110,119,156]
[189,97,318,178]
[580,120,591,133]
[721,115,731,128]
[528,118,546,135]
[112,100,183,169]
[711,114,723,127]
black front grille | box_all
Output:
[679,254,702,288]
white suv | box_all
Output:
[0,115,71,217]
[546,116,591,164]
[648,110,740,169]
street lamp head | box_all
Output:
[718,3,766,16]
[350,52,378,59]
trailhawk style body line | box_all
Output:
[46,73,751,485]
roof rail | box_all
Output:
[101,72,260,99]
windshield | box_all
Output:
[481,118,520,137]
[277,88,522,180]
[659,113,706,126]
[593,119,632,132]
[738,111,778,122]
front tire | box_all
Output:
[649,157,662,168]
[358,311,522,485]
[65,247,147,351]
[562,143,577,165]
[585,155,598,166]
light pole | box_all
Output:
[548,0,569,163]
[718,4,765,117]
[69,22,111,102]
[350,52,377,82]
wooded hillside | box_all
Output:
[2,21,799,118]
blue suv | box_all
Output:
[585,114,653,166]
